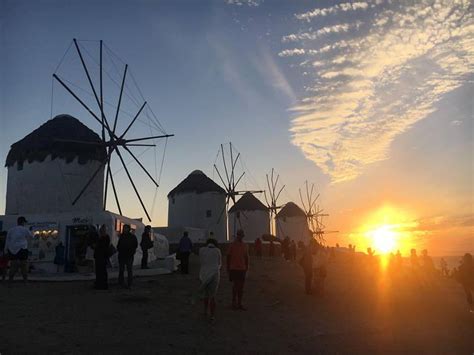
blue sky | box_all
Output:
[1,0,472,255]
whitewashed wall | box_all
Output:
[6,156,104,215]
[228,210,270,242]
[0,210,147,272]
[275,216,311,243]
[168,191,227,242]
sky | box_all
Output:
[0,0,472,256]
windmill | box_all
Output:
[263,168,285,236]
[51,39,173,221]
[299,181,338,243]
[213,142,262,237]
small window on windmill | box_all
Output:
[172,198,175,204]
[17,161,24,171]
[206,210,212,218]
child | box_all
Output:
[0,231,9,281]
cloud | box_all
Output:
[450,120,463,126]
[226,0,262,6]
[278,48,305,57]
[295,2,370,22]
[282,22,363,43]
[253,46,297,103]
[283,0,473,183]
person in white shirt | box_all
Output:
[196,238,222,322]
[5,216,32,282]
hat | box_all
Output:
[17,216,28,225]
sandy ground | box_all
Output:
[0,253,473,354]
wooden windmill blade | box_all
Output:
[52,39,173,221]
[264,168,285,236]
[213,142,264,238]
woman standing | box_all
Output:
[94,225,111,290]
[196,238,222,322]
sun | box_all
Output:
[371,225,397,254]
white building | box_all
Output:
[166,170,227,242]
[0,114,161,272]
[228,192,269,242]
[5,114,105,215]
[275,202,311,243]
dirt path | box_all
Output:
[0,254,472,354]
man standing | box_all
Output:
[117,224,138,289]
[5,216,32,283]
[178,231,193,274]
[140,225,153,269]
[227,229,249,310]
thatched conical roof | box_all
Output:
[229,192,268,213]
[5,114,106,167]
[276,202,306,218]
[168,170,225,197]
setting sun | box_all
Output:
[371,225,397,254]
[348,205,419,255]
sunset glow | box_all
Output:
[350,205,419,255]
[371,225,397,254]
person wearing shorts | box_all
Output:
[227,229,249,310]
[5,216,32,283]
[196,238,222,321]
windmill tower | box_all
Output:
[167,170,227,242]
[299,181,338,243]
[263,168,285,236]
[213,143,262,240]
[228,192,269,242]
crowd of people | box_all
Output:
[1,217,473,319]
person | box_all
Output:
[313,243,328,296]
[420,249,436,286]
[440,258,449,277]
[227,229,249,310]
[4,216,32,283]
[178,231,193,274]
[454,253,474,313]
[290,240,297,261]
[410,249,419,269]
[269,240,275,257]
[300,239,315,295]
[282,236,290,261]
[117,224,138,289]
[254,237,262,258]
[395,250,403,270]
[140,225,153,269]
[0,231,8,282]
[196,238,222,322]
[54,242,65,272]
[94,225,111,290]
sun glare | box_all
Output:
[353,205,418,255]
[371,225,397,254]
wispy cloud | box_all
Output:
[283,0,473,183]
[296,2,370,22]
[253,46,297,104]
[278,48,306,57]
[226,0,262,6]
[282,22,363,43]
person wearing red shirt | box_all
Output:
[227,229,249,310]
